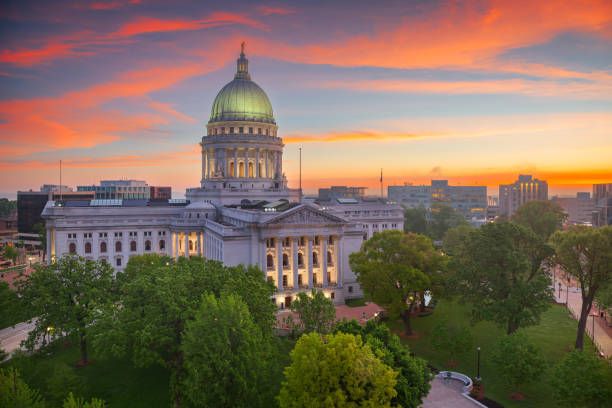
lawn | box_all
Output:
[388,299,596,408]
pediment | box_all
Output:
[262,205,347,226]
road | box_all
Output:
[0,321,36,358]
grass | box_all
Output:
[388,299,596,408]
[3,335,296,407]
[345,297,368,307]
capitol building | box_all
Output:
[42,46,403,307]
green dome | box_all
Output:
[209,46,275,124]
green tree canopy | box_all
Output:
[278,332,398,408]
[403,207,428,235]
[0,280,27,329]
[551,350,612,407]
[92,255,276,407]
[18,256,114,365]
[0,198,16,218]
[63,393,105,408]
[350,230,444,335]
[428,203,468,241]
[182,293,276,408]
[450,222,553,334]
[0,367,45,408]
[442,224,473,257]
[335,320,430,408]
[513,200,566,240]
[3,245,19,265]
[491,332,545,394]
[551,225,612,349]
[290,289,336,334]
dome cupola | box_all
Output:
[209,43,275,124]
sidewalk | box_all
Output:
[552,272,611,358]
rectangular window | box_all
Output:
[248,127,253,134]
[229,127,234,133]
[239,127,244,134]
[116,258,122,267]
[282,275,288,287]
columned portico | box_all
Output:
[322,235,328,287]
[307,237,313,288]
[291,237,298,290]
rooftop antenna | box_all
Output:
[299,147,302,198]
[380,168,383,199]
[59,159,62,201]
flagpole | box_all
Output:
[380,168,383,199]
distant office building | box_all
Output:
[499,175,548,217]
[551,192,594,225]
[150,186,172,200]
[486,196,499,220]
[318,186,366,201]
[592,183,612,227]
[388,180,487,218]
[77,180,151,200]
[17,187,94,233]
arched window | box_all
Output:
[145,240,151,251]
[115,241,122,252]
[248,162,254,177]
[267,254,274,269]
[239,161,245,177]
[100,242,107,253]
[328,236,334,244]
[130,240,137,252]
[314,236,320,245]
[84,242,92,254]
[258,163,263,177]
[298,253,304,267]
[229,161,235,176]
[282,253,289,268]
[189,240,193,251]
[159,240,165,250]
[313,252,319,267]
[69,242,76,254]
[327,251,333,265]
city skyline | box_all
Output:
[1,0,611,198]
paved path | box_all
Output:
[551,269,612,358]
[421,377,482,408]
[0,321,35,356]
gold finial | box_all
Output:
[241,41,245,55]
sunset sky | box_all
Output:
[1,0,611,198]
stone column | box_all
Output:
[255,149,260,178]
[292,237,299,289]
[265,150,269,178]
[174,232,179,260]
[234,148,238,178]
[307,237,313,288]
[46,228,52,263]
[322,236,328,287]
[202,148,206,181]
[184,232,190,258]
[337,236,343,288]
[276,238,283,291]
[244,148,249,177]
[197,232,202,257]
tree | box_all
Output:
[18,256,114,365]
[0,198,16,218]
[350,230,443,335]
[403,206,428,235]
[442,224,473,257]
[513,200,566,241]
[33,222,46,262]
[0,367,45,408]
[491,332,545,397]
[0,280,24,328]
[451,222,553,334]
[551,350,612,407]
[335,320,431,408]
[63,393,105,408]
[428,203,468,241]
[430,319,473,368]
[92,255,276,407]
[3,244,19,265]
[551,226,612,349]
[278,332,397,407]
[595,281,612,321]
[182,293,276,408]
[290,289,336,334]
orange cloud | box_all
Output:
[284,130,442,144]
[112,12,268,37]
[0,62,215,154]
[256,5,295,16]
[0,42,81,67]
[315,77,612,99]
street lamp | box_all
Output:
[558,282,562,299]
[476,346,481,380]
